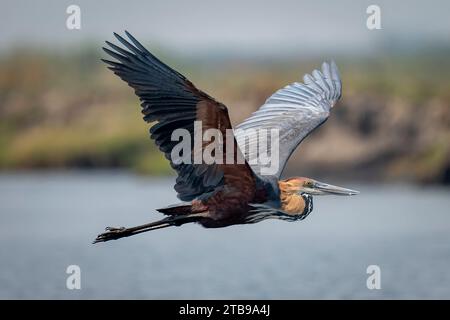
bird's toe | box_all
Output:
[93,227,128,244]
[105,226,126,232]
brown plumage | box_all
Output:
[93,32,359,243]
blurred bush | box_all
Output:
[0,45,449,183]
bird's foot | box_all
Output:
[93,226,128,244]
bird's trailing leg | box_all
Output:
[93,213,203,243]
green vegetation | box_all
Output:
[0,46,169,173]
[0,45,449,183]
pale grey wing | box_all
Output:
[235,61,342,178]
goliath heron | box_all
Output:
[94,31,359,243]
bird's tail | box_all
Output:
[156,202,193,215]
[93,213,203,243]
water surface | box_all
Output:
[0,172,449,299]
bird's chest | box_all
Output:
[280,194,306,215]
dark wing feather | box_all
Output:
[103,31,255,201]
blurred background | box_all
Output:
[0,0,449,299]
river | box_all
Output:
[0,171,449,299]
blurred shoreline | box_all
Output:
[0,45,449,184]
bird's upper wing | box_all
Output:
[103,31,255,201]
[235,61,342,178]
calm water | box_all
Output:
[0,172,449,299]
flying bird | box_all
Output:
[94,31,359,243]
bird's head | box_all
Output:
[281,177,359,196]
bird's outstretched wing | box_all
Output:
[102,31,255,201]
[235,61,342,178]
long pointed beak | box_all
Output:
[312,181,360,196]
